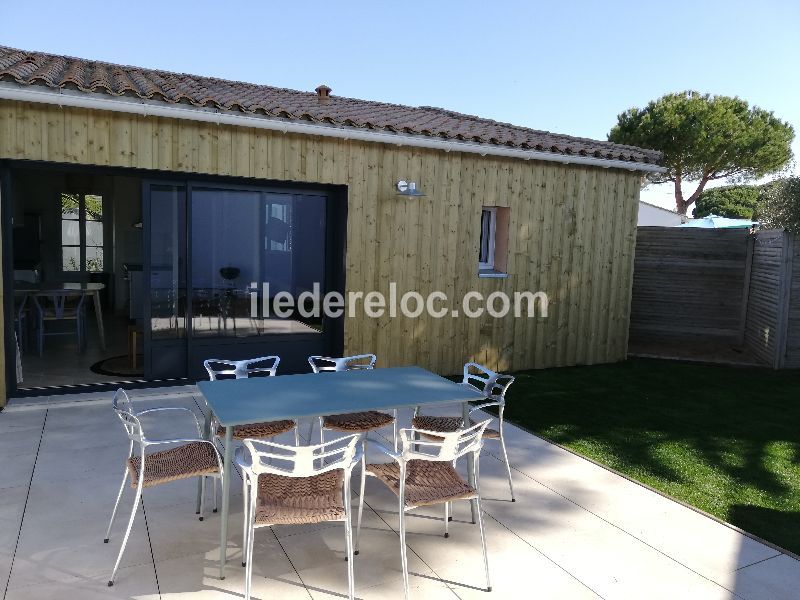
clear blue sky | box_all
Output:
[3,0,799,209]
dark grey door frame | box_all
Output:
[144,177,347,380]
[1,159,347,396]
[142,179,189,380]
[1,162,16,399]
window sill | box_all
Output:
[478,269,508,279]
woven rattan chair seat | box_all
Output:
[127,442,219,488]
[366,460,476,507]
[323,410,394,432]
[255,469,346,525]
[411,415,500,439]
[217,420,295,440]
[412,415,462,432]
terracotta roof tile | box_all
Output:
[0,45,662,165]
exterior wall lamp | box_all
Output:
[396,180,425,197]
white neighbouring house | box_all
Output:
[637,201,689,226]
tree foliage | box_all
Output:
[693,186,760,219]
[758,177,800,234]
[608,91,794,215]
[692,178,800,233]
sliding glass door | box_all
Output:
[143,180,340,381]
[143,182,188,379]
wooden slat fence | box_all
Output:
[630,228,750,344]
[631,227,800,369]
[743,230,792,367]
[782,235,800,368]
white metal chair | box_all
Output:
[308,354,397,452]
[412,362,516,502]
[363,420,492,599]
[104,389,223,587]
[236,434,365,600]
[204,356,300,446]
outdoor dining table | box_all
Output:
[196,365,486,578]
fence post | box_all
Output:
[738,233,755,348]
[774,231,793,369]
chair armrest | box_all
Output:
[349,448,365,471]
[468,401,501,414]
[234,446,255,479]
[137,407,203,436]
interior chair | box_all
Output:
[362,420,492,599]
[308,354,397,453]
[236,434,364,600]
[204,356,299,447]
[104,389,223,587]
[412,362,516,502]
[31,292,87,356]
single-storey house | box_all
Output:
[637,200,688,226]
[0,45,663,404]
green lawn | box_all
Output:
[504,358,800,555]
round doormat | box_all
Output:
[90,355,144,377]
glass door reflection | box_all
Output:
[190,188,326,338]
[144,182,187,379]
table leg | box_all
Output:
[464,401,477,524]
[219,426,233,579]
[92,291,106,351]
[198,411,211,514]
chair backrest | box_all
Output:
[14,269,39,284]
[308,354,376,373]
[33,292,86,320]
[204,356,280,380]
[399,419,491,462]
[14,295,28,319]
[461,362,499,396]
[112,388,145,444]
[487,374,515,405]
[242,433,361,478]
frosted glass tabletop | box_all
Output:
[197,366,483,427]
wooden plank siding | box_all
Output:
[0,100,641,400]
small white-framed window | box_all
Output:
[478,207,497,270]
[61,193,104,272]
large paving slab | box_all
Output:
[732,555,800,600]
[1,390,798,599]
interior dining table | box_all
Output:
[14,282,107,350]
[196,365,486,579]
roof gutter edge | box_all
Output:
[0,84,666,174]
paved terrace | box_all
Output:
[0,387,798,600]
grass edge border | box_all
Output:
[495,409,800,563]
